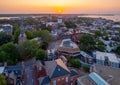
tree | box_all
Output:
[0,51,7,62]
[39,30,53,43]
[94,30,102,38]
[32,30,41,38]
[96,40,105,52]
[70,59,81,68]
[0,42,18,65]
[25,17,38,25]
[64,21,76,28]
[83,65,89,72]
[0,32,12,45]
[114,45,120,55]
[0,74,7,85]
[118,29,120,34]
[35,49,45,60]
[18,40,39,59]
[102,31,108,36]
[14,29,20,43]
[97,45,105,52]
[41,42,48,50]
[104,36,109,40]
[97,40,104,45]
[79,34,95,52]
[25,30,33,39]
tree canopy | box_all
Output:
[94,30,102,38]
[79,34,95,52]
[17,40,40,59]
[0,32,12,45]
[39,30,53,43]
[25,30,33,39]
[64,21,77,28]
[35,49,46,60]
[14,29,20,43]
[70,59,81,68]
[0,74,7,85]
[0,42,18,65]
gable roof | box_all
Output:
[51,65,70,78]
[55,59,70,72]
[70,69,78,77]
[40,76,50,85]
[5,66,22,75]
[45,59,70,79]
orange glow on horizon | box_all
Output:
[56,8,63,14]
[0,0,120,14]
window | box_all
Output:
[58,79,60,81]
[53,80,56,85]
[66,77,68,83]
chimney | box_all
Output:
[21,61,25,70]
[4,62,7,67]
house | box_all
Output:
[0,24,13,35]
[34,59,79,85]
[80,51,94,64]
[93,51,119,68]
[4,65,24,85]
[57,39,80,57]
[77,72,109,85]
[0,67,5,74]
[99,38,118,52]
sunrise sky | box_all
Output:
[0,0,120,14]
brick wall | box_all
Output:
[50,74,70,85]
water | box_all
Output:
[0,17,19,20]
[78,14,120,22]
[0,14,120,22]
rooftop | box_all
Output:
[78,72,109,85]
[60,39,78,48]
[39,76,50,85]
[58,39,80,53]
[5,66,22,75]
[45,59,70,79]
[95,51,119,63]
[89,72,109,85]
[80,51,92,58]
[93,64,120,85]
[0,67,5,74]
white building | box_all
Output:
[0,24,13,35]
[58,16,62,24]
[93,51,119,68]
[58,39,80,57]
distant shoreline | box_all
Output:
[0,14,119,17]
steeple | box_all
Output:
[18,18,26,44]
[20,18,25,37]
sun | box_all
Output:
[56,8,63,14]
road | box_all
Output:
[25,66,34,85]
[24,58,36,85]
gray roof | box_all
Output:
[70,69,78,76]
[45,59,70,79]
[40,76,50,85]
[5,66,22,75]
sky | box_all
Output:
[0,0,120,14]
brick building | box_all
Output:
[34,59,79,85]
